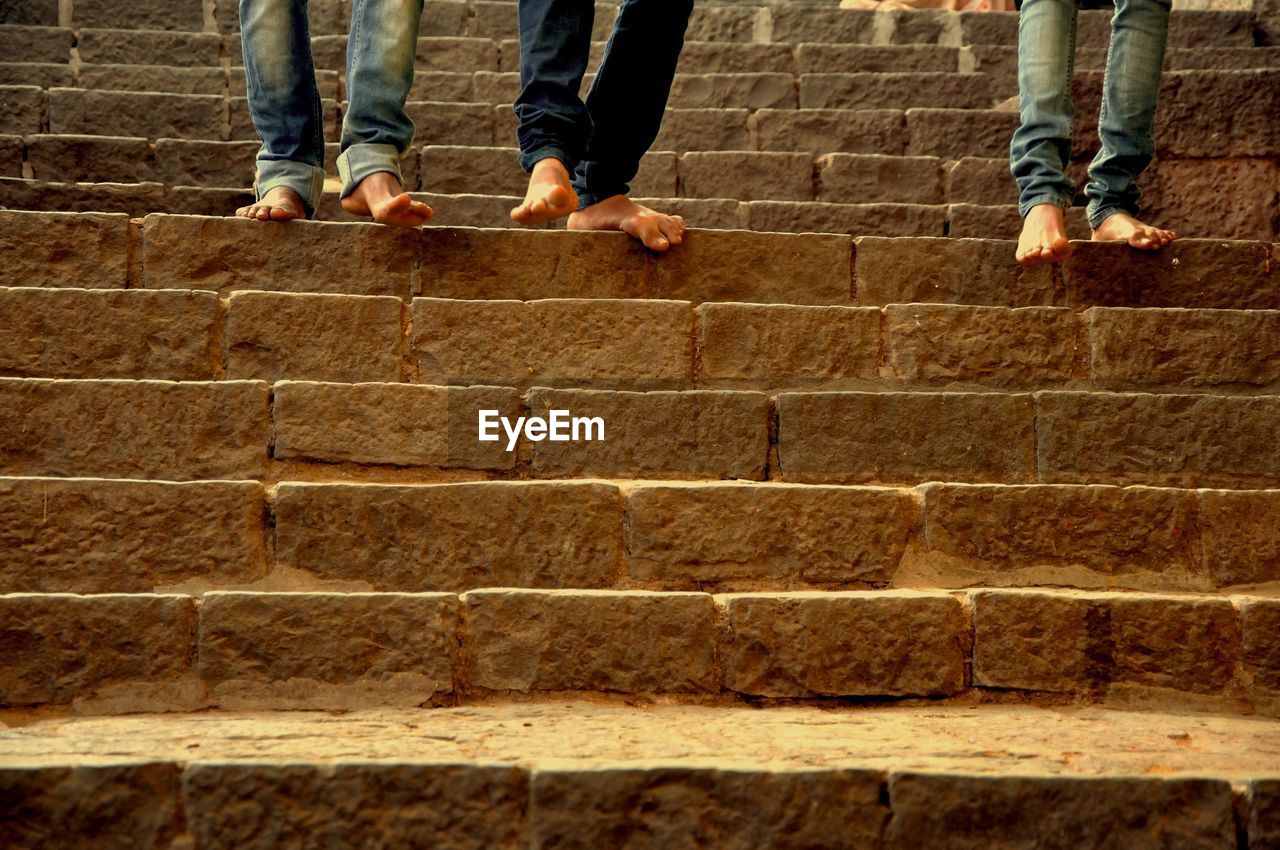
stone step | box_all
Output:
[3,704,1278,849]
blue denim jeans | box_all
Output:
[513,0,694,208]
[1009,0,1171,228]
[240,0,423,215]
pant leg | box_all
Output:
[240,0,326,214]
[513,0,595,173]
[1084,0,1170,227]
[573,0,694,207]
[337,0,424,197]
[1009,0,1079,217]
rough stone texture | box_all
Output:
[1064,240,1280,310]
[885,304,1077,388]
[1242,599,1280,696]
[0,379,269,480]
[0,763,184,850]
[212,0,344,33]
[854,237,1061,307]
[422,144,526,196]
[463,590,719,694]
[678,151,814,202]
[0,593,196,707]
[653,230,853,306]
[272,381,520,471]
[945,156,1012,204]
[886,773,1237,850]
[0,2,58,25]
[1200,490,1280,588]
[653,108,751,153]
[0,133,22,177]
[777,391,1037,485]
[752,108,907,155]
[627,483,916,587]
[198,592,457,709]
[1036,392,1280,488]
[696,303,880,389]
[531,767,887,850]
[0,176,167,216]
[73,0,203,30]
[0,63,73,88]
[1086,307,1280,390]
[0,26,71,62]
[1109,594,1241,694]
[686,5,759,42]
[275,481,622,591]
[888,9,954,44]
[24,134,154,184]
[183,763,528,850]
[796,44,959,74]
[76,29,222,67]
[720,591,968,697]
[1157,71,1280,157]
[771,8,876,43]
[906,108,1018,158]
[1141,158,1280,242]
[972,590,1099,693]
[151,139,260,188]
[81,65,228,96]
[802,73,992,110]
[1251,780,1280,850]
[142,215,418,297]
[404,101,494,147]
[0,85,45,134]
[673,42,797,75]
[919,484,1203,592]
[817,154,942,205]
[48,90,223,140]
[526,388,769,481]
[224,291,403,383]
[412,298,692,390]
[0,288,218,380]
[668,73,798,110]
[741,200,946,238]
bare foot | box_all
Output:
[1016,204,1073,266]
[1091,211,1179,251]
[235,186,307,222]
[340,171,433,227]
[511,158,578,226]
[567,195,686,252]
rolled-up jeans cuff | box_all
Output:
[518,145,574,175]
[337,143,404,199]
[1018,194,1072,219]
[255,160,325,217]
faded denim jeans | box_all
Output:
[514,0,695,208]
[1009,0,1171,228]
[240,0,423,215]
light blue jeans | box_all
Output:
[240,0,423,215]
[1009,0,1171,228]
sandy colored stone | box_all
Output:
[1201,491,1280,588]
[907,108,1017,158]
[685,5,759,42]
[527,388,769,481]
[889,8,954,44]
[412,298,692,390]
[817,154,942,205]
[653,108,751,152]
[404,102,493,147]
[752,108,907,156]
[886,773,1236,850]
[776,391,1036,485]
[76,29,221,66]
[1065,240,1280,310]
[770,7,875,43]
[696,303,879,389]
[0,287,217,380]
[1111,594,1242,694]
[1240,599,1280,697]
[720,591,968,697]
[272,381,520,471]
[972,590,1100,693]
[796,44,959,74]
[183,762,527,850]
[0,209,130,289]
[886,304,1077,388]
[74,0,203,30]
[802,73,991,111]
[674,42,796,74]
[0,63,73,88]
[0,134,21,177]
[0,593,196,707]
[421,144,523,196]
[0,85,44,135]
[463,590,719,694]
[0,176,167,217]
[0,379,269,480]
[741,200,945,237]
[854,236,1061,307]
[0,26,70,62]
[531,767,886,850]
[406,69,475,103]
[668,73,797,110]
[944,156,1011,204]
[1036,391,1280,488]
[151,139,260,188]
[198,592,457,709]
[80,65,227,96]
[48,89,223,140]
[678,152,813,202]
[920,484,1203,592]
[0,2,58,25]
[24,134,153,184]
[142,215,417,296]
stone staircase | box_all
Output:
[4,0,1280,848]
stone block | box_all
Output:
[1109,593,1240,693]
[770,8,875,43]
[0,25,71,62]
[972,590,1099,692]
[0,85,44,134]
[1159,70,1280,156]
[741,200,946,237]
[853,236,1062,307]
[677,42,796,74]
[76,29,222,66]
[669,73,797,110]
[906,108,1017,158]
[25,134,154,184]
[801,73,991,110]
[152,139,259,188]
[0,2,58,25]
[80,65,227,95]
[0,133,21,176]
[1200,490,1280,587]
[680,151,814,202]
[1141,158,1280,242]
[0,210,132,287]
[420,144,522,195]
[73,0,204,30]
[654,108,750,152]
[752,108,907,155]
[1243,599,1280,695]
[404,102,493,147]
[49,89,223,140]
[0,62,73,88]
[817,154,942,205]
[944,156,1011,204]
[1064,240,1280,309]
[686,5,759,42]
[796,44,959,74]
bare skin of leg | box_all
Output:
[236,186,308,222]
[341,171,433,227]
[1091,211,1179,250]
[1015,203,1074,266]
[568,194,686,252]
[511,157,578,226]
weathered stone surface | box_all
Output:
[777,391,1036,485]
[944,156,1010,204]
[1158,70,1280,157]
[74,0,203,30]
[627,483,916,587]
[742,200,945,238]
[675,41,796,74]
[885,304,1077,388]
[854,237,1061,307]
[0,175,167,216]
[653,107,750,152]
[920,484,1203,592]
[972,590,1098,692]
[24,134,153,184]
[1064,240,1279,309]
[796,44,959,74]
[151,139,260,187]
[1200,490,1280,588]
[225,291,403,383]
[404,101,494,147]
[407,69,476,103]
[0,763,184,850]
[888,8,954,44]
[527,388,769,480]
[143,215,417,296]
[0,210,132,287]
[0,287,217,380]
[421,144,523,195]
[817,153,942,205]
[413,297,691,390]
[886,773,1237,850]
[1250,779,1280,850]
[752,108,907,155]
[532,767,887,850]
[906,108,1017,157]
[720,591,968,697]
[0,2,58,26]
[654,230,853,305]
[0,593,195,707]
[198,592,457,709]
[669,73,798,110]
[81,65,227,96]
[0,85,44,134]
[1242,599,1280,695]
[771,7,875,43]
[803,73,992,110]
[0,62,73,88]
[77,28,222,66]
[1109,594,1240,694]
[1036,391,1280,488]
[679,151,814,202]
[1141,158,1280,242]
[0,379,269,480]
[183,763,528,850]
[272,381,520,471]
[0,133,21,177]
[463,590,719,694]
[49,89,223,140]
[275,481,622,590]
[686,5,759,42]
[0,26,71,62]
